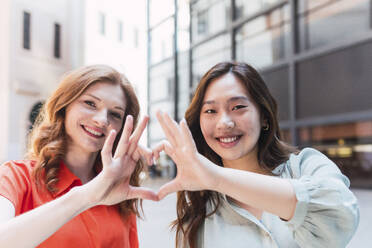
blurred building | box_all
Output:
[147,0,372,188]
[0,0,147,162]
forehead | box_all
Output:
[82,82,126,108]
[204,73,249,101]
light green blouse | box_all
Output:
[193,148,359,248]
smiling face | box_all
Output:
[64,82,126,155]
[199,73,263,166]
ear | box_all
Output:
[261,117,268,127]
[261,118,269,131]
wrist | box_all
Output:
[198,154,223,191]
[72,182,100,211]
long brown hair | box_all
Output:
[27,64,143,219]
[174,61,297,247]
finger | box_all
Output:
[157,180,180,200]
[114,115,133,159]
[132,149,141,162]
[155,140,175,162]
[152,140,167,161]
[180,118,196,148]
[101,130,116,165]
[136,145,154,165]
[128,186,159,201]
[162,112,183,147]
[156,111,178,146]
[127,116,149,155]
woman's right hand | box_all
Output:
[85,115,158,207]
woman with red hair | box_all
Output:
[0,65,157,247]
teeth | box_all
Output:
[219,136,238,143]
[84,126,103,137]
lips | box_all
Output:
[81,125,104,138]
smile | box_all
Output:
[216,135,242,147]
[218,136,238,143]
[81,125,104,138]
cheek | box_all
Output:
[200,118,212,139]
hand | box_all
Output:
[154,111,219,200]
[87,115,158,206]
[135,144,155,166]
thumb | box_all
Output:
[157,179,180,200]
[128,186,159,201]
[136,145,154,165]
[101,130,116,166]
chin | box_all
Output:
[82,142,103,153]
[216,151,243,161]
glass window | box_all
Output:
[149,101,174,143]
[261,66,290,121]
[298,0,370,51]
[150,19,174,65]
[177,0,190,51]
[192,34,231,88]
[118,21,123,42]
[236,4,290,68]
[191,0,230,43]
[23,11,31,50]
[234,0,282,19]
[177,51,190,118]
[53,23,61,58]
[299,121,372,188]
[99,12,105,35]
[149,60,174,102]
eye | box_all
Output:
[84,100,96,108]
[204,109,216,114]
[232,105,246,111]
[110,111,122,120]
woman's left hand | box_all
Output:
[153,111,220,200]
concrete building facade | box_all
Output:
[0,0,147,162]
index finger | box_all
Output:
[180,118,196,148]
[114,115,133,159]
[156,111,179,146]
[127,116,149,155]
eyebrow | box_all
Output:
[202,96,249,106]
[86,93,125,112]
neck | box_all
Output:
[64,148,98,184]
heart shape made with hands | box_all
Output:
[135,111,216,201]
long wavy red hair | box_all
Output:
[27,64,143,219]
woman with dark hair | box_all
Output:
[155,62,359,248]
[0,65,157,247]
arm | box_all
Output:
[212,165,296,220]
[0,187,90,247]
[0,115,157,248]
[155,111,359,246]
[155,111,296,220]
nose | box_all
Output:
[216,112,235,130]
[93,109,109,128]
